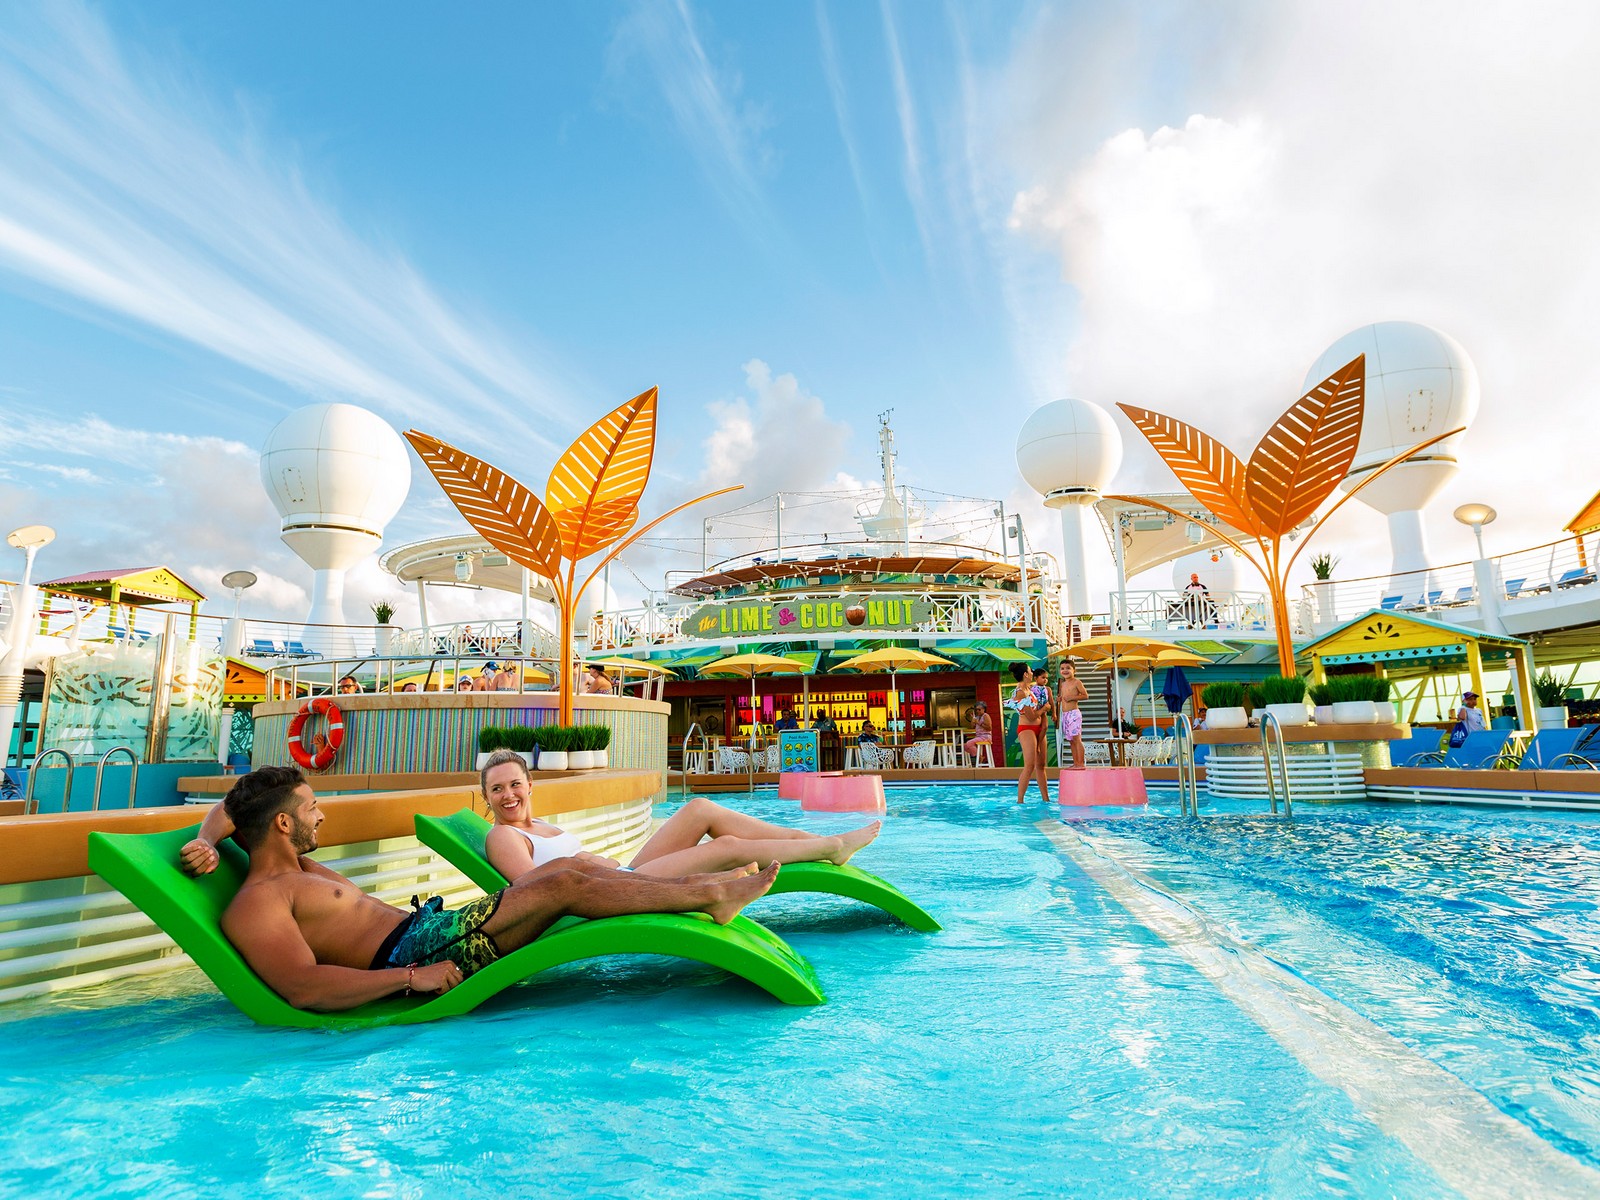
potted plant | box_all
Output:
[1249,675,1311,726]
[1199,681,1249,729]
[475,725,505,770]
[581,723,612,769]
[1372,676,1399,724]
[568,724,598,770]
[505,724,538,768]
[371,599,399,655]
[1308,683,1334,726]
[1533,670,1569,729]
[1309,554,1339,624]
[1327,675,1379,724]
[532,724,570,771]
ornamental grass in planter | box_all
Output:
[1200,681,1249,729]
[1249,675,1311,726]
[1533,670,1570,728]
[533,724,572,771]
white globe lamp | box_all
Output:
[1015,399,1123,617]
[1304,322,1479,589]
[260,404,411,631]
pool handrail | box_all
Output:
[1258,710,1292,818]
[1172,712,1200,818]
[91,746,139,811]
[680,721,708,801]
[23,749,73,815]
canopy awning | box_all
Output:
[1564,489,1600,537]
[42,566,207,606]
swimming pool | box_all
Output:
[3,786,1598,1199]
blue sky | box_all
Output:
[3,1,1600,623]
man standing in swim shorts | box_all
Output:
[178,766,776,1011]
[1058,660,1090,770]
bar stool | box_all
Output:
[843,744,862,770]
[684,747,709,775]
[969,740,994,769]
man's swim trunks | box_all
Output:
[1060,709,1083,739]
[370,894,503,976]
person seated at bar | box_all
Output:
[583,665,614,695]
[338,676,361,695]
[813,712,837,733]
[1109,707,1139,736]
[481,751,879,879]
[858,721,882,746]
[964,701,992,761]
[456,676,475,692]
[177,766,777,1011]
[774,709,799,732]
[493,662,521,691]
[474,663,498,692]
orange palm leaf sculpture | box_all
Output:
[406,388,738,724]
[1114,355,1466,674]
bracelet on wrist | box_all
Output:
[405,963,417,995]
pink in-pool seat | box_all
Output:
[801,772,887,813]
[1057,767,1147,807]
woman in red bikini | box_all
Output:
[1007,663,1051,805]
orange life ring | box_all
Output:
[287,697,344,772]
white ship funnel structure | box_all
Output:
[1016,399,1123,617]
[1305,322,1479,592]
[260,404,411,638]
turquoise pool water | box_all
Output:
[3,787,1599,1198]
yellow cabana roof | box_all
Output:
[1295,609,1526,670]
[41,566,207,606]
[1564,489,1600,536]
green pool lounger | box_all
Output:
[87,824,825,1031]
[416,809,942,933]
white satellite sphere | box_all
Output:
[1170,547,1240,594]
[1303,322,1479,514]
[261,404,411,535]
[1015,398,1123,499]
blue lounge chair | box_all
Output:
[283,640,309,657]
[1495,725,1596,770]
[1555,567,1597,589]
[1408,729,1511,769]
[1380,595,1403,611]
[1503,577,1527,599]
[1445,586,1474,606]
[247,638,278,656]
[1389,729,1445,766]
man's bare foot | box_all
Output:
[682,863,760,886]
[827,820,881,865]
[705,861,778,924]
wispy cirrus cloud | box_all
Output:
[0,2,572,441]
[815,0,872,222]
[612,0,777,239]
[879,0,934,263]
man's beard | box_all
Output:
[290,814,318,854]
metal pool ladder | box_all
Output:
[92,746,140,810]
[24,748,73,815]
[1173,713,1200,817]
[1259,711,1293,818]
[679,723,707,801]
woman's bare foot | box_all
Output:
[705,862,779,924]
[827,820,881,865]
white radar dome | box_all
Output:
[261,403,411,540]
[1015,398,1123,501]
[1303,322,1479,514]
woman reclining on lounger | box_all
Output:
[479,749,881,881]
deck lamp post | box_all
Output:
[1453,503,1497,559]
[220,570,257,660]
[1454,503,1508,636]
[0,524,56,769]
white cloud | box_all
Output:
[0,2,574,441]
[698,359,851,493]
[999,0,1600,585]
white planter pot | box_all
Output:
[1207,706,1249,730]
[1332,701,1378,724]
[568,750,597,769]
[594,748,609,769]
[1537,705,1569,729]
[1312,580,1335,625]
[1265,702,1312,727]
[375,624,398,655]
[1313,705,1335,725]
[538,751,569,771]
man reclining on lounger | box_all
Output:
[178,766,777,1012]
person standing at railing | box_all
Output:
[1182,574,1216,626]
